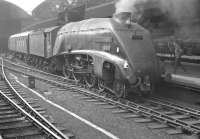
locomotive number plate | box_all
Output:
[132,30,143,40]
[132,35,143,40]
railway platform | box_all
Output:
[166,74,200,89]
[157,53,200,63]
[162,60,200,89]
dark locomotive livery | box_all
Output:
[8,12,161,98]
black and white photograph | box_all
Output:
[0,0,200,138]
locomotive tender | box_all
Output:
[8,12,160,98]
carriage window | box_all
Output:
[132,34,143,40]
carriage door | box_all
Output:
[46,32,52,58]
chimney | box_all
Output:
[113,12,132,25]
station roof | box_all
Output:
[0,1,30,20]
[85,1,115,19]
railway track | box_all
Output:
[3,57,200,137]
[0,59,73,138]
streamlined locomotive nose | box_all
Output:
[112,18,159,93]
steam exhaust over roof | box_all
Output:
[113,12,131,24]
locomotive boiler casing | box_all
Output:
[53,17,160,89]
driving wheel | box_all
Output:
[113,80,127,98]
[62,65,72,79]
[98,79,105,91]
[85,73,96,88]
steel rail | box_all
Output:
[3,58,200,135]
[3,58,74,83]
[0,59,69,139]
[146,97,200,116]
[5,58,200,94]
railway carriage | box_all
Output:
[8,31,32,59]
[9,31,31,53]
[29,26,60,58]
[28,26,60,69]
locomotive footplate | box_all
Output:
[69,64,92,73]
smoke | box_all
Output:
[115,0,199,21]
[160,0,199,22]
[115,0,147,14]
[159,0,200,40]
[114,0,200,40]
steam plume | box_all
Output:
[160,0,199,22]
[115,0,199,21]
[115,0,146,14]
[114,0,200,40]
[160,0,200,40]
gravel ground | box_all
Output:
[155,85,200,110]
[7,71,199,139]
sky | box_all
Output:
[5,0,46,14]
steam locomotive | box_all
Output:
[8,12,161,98]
